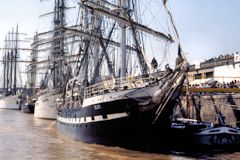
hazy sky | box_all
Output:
[0,0,240,63]
[0,0,40,37]
[170,0,240,63]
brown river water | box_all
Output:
[0,109,240,160]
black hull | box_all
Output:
[57,70,186,151]
[28,104,35,113]
[57,99,175,151]
[21,104,35,113]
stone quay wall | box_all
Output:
[175,94,240,127]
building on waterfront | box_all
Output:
[188,52,240,85]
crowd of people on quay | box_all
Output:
[189,80,240,89]
[203,53,236,63]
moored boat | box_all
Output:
[194,125,240,147]
[21,102,35,113]
[194,112,240,147]
[0,25,25,110]
[170,111,240,148]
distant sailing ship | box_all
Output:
[57,0,187,149]
[21,34,39,113]
[34,0,73,119]
[0,26,23,110]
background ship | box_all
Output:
[0,25,29,110]
[20,34,39,113]
[33,0,77,119]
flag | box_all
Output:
[163,0,167,5]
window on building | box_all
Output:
[206,72,214,79]
[194,73,201,79]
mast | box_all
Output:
[13,25,18,95]
[52,0,66,88]
[30,34,39,96]
[83,5,89,87]
[6,43,9,93]
[0,26,28,95]
[93,0,101,81]
[120,0,127,79]
[3,53,6,92]
[82,1,173,42]
[80,0,173,79]
[10,30,14,91]
[3,35,7,93]
[76,0,177,83]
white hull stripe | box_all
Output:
[57,112,128,124]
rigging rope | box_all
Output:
[126,11,149,75]
[140,0,152,17]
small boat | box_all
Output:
[171,114,240,148]
[170,118,211,149]
[194,125,240,146]
[21,97,36,113]
[21,102,35,113]
[194,112,240,147]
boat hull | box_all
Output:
[57,66,186,149]
[34,91,60,119]
[0,95,19,110]
[57,98,175,149]
[21,103,35,113]
[194,126,240,146]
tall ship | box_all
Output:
[57,0,187,149]
[33,0,75,119]
[20,34,39,113]
[0,26,26,110]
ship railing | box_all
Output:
[84,72,164,98]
